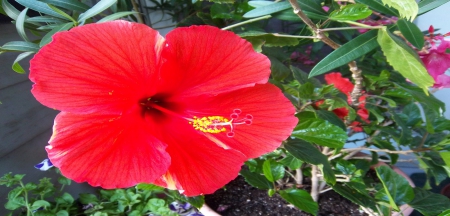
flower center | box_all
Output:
[140,99,252,138]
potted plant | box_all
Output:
[2,0,450,215]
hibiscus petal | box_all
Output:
[158,25,270,98]
[179,84,297,158]
[151,117,246,196]
[47,111,170,188]
[30,21,165,114]
[324,72,354,95]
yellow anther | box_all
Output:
[191,116,230,134]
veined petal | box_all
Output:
[180,84,297,158]
[158,25,270,99]
[30,21,165,114]
[47,111,170,188]
[325,72,354,95]
[152,117,246,196]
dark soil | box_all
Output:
[205,176,367,216]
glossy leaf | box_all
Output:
[332,184,375,208]
[309,29,379,77]
[315,110,346,130]
[40,22,74,47]
[355,0,399,16]
[284,140,336,184]
[185,196,205,209]
[39,0,90,12]
[397,19,424,49]
[378,28,434,92]
[240,169,273,190]
[409,187,450,216]
[12,51,34,74]
[273,9,328,21]
[292,118,347,148]
[98,11,138,23]
[1,41,40,52]
[279,189,318,216]
[244,0,326,18]
[16,0,66,19]
[262,160,285,182]
[375,166,414,211]
[279,153,303,170]
[78,0,117,22]
[2,0,20,20]
[381,0,418,21]
[16,8,29,42]
[418,0,450,15]
[329,3,372,21]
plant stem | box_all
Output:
[342,147,430,155]
[320,26,382,32]
[310,165,319,202]
[20,182,31,216]
[272,33,318,39]
[222,15,272,30]
[295,168,303,185]
[130,0,145,24]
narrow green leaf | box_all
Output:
[279,189,318,216]
[97,11,138,23]
[78,0,118,22]
[248,1,273,8]
[380,0,418,21]
[355,0,399,16]
[418,0,450,15]
[377,28,434,92]
[239,31,299,49]
[292,118,347,148]
[244,0,326,18]
[297,0,327,16]
[27,15,65,23]
[397,19,424,49]
[2,0,20,20]
[1,41,39,52]
[309,29,379,77]
[16,0,66,19]
[40,22,73,47]
[240,169,273,190]
[284,140,336,184]
[375,166,414,211]
[329,3,372,21]
[409,187,450,216]
[16,8,29,42]
[47,4,77,24]
[39,0,90,12]
[12,52,34,73]
[262,160,285,182]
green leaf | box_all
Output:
[38,0,90,12]
[97,11,138,23]
[380,0,418,21]
[332,184,375,208]
[31,200,51,210]
[279,153,303,170]
[27,15,65,23]
[136,183,164,191]
[79,193,99,204]
[397,19,424,49]
[315,110,346,130]
[375,166,414,211]
[355,0,399,16]
[78,0,117,22]
[329,3,372,21]
[268,56,290,81]
[40,22,73,47]
[12,51,34,73]
[2,0,20,20]
[240,31,299,50]
[418,0,450,15]
[279,189,318,216]
[185,196,205,209]
[56,210,69,216]
[244,0,326,18]
[240,169,273,190]
[1,41,39,52]
[310,29,379,77]
[284,140,336,184]
[409,187,450,216]
[262,160,285,182]
[16,0,66,19]
[16,8,29,42]
[47,4,77,24]
[5,197,25,210]
[298,82,315,99]
[377,28,433,92]
[291,118,347,148]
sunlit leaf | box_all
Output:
[12,51,34,73]
[409,187,450,216]
[39,0,90,12]
[97,11,138,23]
[78,0,117,22]
[375,166,414,211]
[40,22,73,47]
[397,18,424,49]
[291,118,347,148]
[380,0,418,21]
[418,0,450,15]
[279,189,318,216]
[16,0,66,19]
[329,3,372,21]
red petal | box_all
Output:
[332,107,349,119]
[30,21,165,114]
[158,25,270,98]
[357,108,370,122]
[324,72,354,95]
[47,111,170,188]
[152,117,246,196]
[179,84,297,158]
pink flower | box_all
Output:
[420,26,450,88]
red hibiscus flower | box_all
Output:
[29,21,297,196]
[419,26,450,88]
[324,72,369,132]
